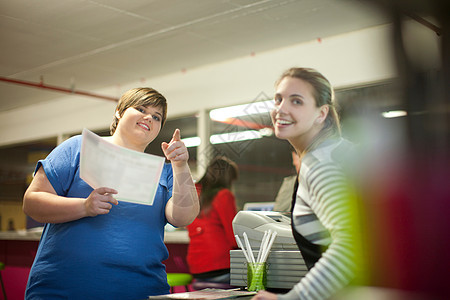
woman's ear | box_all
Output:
[316,105,329,124]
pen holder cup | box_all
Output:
[246,262,267,292]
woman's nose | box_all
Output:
[143,114,153,121]
[275,99,287,114]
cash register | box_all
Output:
[230,211,308,290]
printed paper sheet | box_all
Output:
[80,128,165,205]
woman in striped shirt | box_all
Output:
[252,68,361,300]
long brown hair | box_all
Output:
[197,156,239,213]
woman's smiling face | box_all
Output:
[114,104,163,151]
[271,76,327,148]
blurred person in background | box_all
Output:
[273,149,300,212]
[187,156,239,286]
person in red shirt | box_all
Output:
[187,156,239,285]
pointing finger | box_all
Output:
[172,128,181,141]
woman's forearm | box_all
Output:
[165,162,199,227]
[23,167,118,224]
[23,190,87,224]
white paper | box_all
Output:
[80,128,165,205]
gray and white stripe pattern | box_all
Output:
[279,138,357,300]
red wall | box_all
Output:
[0,240,38,300]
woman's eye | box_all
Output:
[274,97,282,105]
[152,115,161,122]
[292,98,303,105]
[135,107,145,113]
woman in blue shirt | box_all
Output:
[23,87,199,299]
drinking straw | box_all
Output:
[256,230,269,263]
[261,231,278,263]
[243,232,256,263]
[235,234,251,263]
[260,230,272,263]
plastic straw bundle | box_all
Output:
[234,230,278,264]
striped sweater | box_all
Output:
[279,138,358,300]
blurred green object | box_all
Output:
[167,273,193,293]
[247,262,267,292]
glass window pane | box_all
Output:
[208,100,295,210]
[145,114,198,173]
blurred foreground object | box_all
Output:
[359,1,449,299]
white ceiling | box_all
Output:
[0,0,390,113]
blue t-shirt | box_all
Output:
[25,135,173,299]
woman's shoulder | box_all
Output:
[45,135,82,160]
[214,188,235,202]
[216,188,233,196]
[302,138,356,182]
[306,138,352,163]
[59,134,83,148]
[209,188,236,212]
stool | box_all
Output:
[167,273,192,293]
[192,279,235,290]
[0,262,7,300]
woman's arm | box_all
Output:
[162,129,200,227]
[279,164,357,300]
[23,166,118,224]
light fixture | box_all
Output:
[381,110,407,118]
[209,100,274,121]
[210,130,262,145]
[182,99,275,148]
[181,137,201,147]
[182,129,268,148]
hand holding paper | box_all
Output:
[85,187,118,216]
[80,129,165,206]
[161,129,189,166]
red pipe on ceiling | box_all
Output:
[0,76,119,102]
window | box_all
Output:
[145,115,198,174]
[207,100,295,210]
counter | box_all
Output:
[0,228,44,241]
[0,227,190,243]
